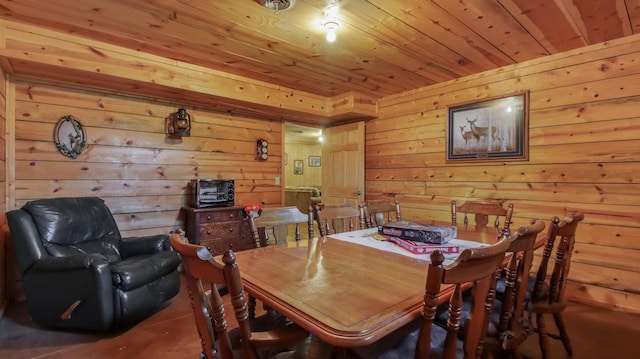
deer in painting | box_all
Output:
[467,118,498,144]
[459,125,475,147]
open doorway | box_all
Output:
[283,123,323,213]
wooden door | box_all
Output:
[321,121,365,208]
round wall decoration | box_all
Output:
[54,115,86,159]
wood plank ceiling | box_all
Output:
[1,0,640,122]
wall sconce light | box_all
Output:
[166,108,191,137]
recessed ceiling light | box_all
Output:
[257,0,295,12]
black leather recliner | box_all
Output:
[6,197,181,330]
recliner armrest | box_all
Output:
[119,234,171,257]
[31,253,109,271]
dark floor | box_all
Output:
[1,277,639,359]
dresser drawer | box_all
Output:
[198,209,243,224]
[199,223,241,241]
[182,206,252,253]
[199,238,244,256]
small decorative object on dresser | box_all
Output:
[244,203,263,219]
[181,206,254,255]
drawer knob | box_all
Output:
[206,215,212,220]
[207,230,212,235]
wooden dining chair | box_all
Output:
[312,203,362,236]
[247,206,314,247]
[433,219,545,333]
[482,219,546,358]
[168,233,312,359]
[351,232,511,359]
[530,211,585,359]
[451,200,514,233]
[360,200,401,228]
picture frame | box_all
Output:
[308,156,321,167]
[446,91,529,162]
[293,160,303,175]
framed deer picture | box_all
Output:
[446,91,529,162]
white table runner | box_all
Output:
[326,228,487,264]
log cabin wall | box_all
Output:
[0,68,7,312]
[367,35,640,313]
[9,79,283,238]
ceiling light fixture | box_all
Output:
[324,21,339,42]
[322,3,340,43]
[257,0,295,12]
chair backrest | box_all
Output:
[360,200,401,228]
[312,203,362,236]
[490,219,546,349]
[416,234,511,359]
[451,200,514,232]
[247,206,314,247]
[170,232,312,359]
[7,197,123,272]
[531,211,585,307]
[169,233,254,359]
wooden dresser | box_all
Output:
[181,206,254,255]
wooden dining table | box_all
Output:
[232,224,502,348]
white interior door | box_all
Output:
[321,121,365,208]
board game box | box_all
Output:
[385,236,460,255]
[378,221,457,244]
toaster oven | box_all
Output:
[189,179,235,208]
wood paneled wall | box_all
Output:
[368,35,640,313]
[0,67,7,312]
[9,80,283,237]
[284,141,322,188]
